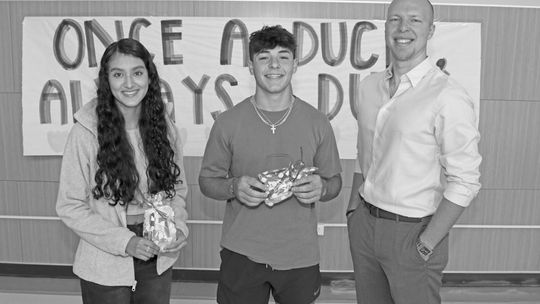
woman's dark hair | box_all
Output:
[248,25,297,60]
[92,38,181,206]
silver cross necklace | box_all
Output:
[251,95,295,134]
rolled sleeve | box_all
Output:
[436,90,482,207]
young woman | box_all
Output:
[56,38,188,304]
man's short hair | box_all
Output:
[249,25,297,60]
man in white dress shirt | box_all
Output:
[346,0,482,303]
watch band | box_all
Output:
[416,239,433,260]
[229,177,238,198]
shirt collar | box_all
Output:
[384,58,435,88]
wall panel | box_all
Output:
[19,220,78,264]
[436,5,540,101]
[189,186,226,221]
[318,227,353,271]
[17,181,60,217]
[181,223,222,269]
[479,100,540,189]
[0,182,20,215]
[458,189,540,225]
[0,93,62,182]
[0,2,15,92]
[448,229,540,271]
[0,220,23,263]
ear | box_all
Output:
[292,58,298,74]
[165,102,174,118]
[428,24,435,40]
[247,60,254,75]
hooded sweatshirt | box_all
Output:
[56,99,189,287]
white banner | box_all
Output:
[22,17,480,158]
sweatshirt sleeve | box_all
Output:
[167,120,189,239]
[55,123,134,256]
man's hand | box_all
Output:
[291,174,325,204]
[235,176,267,207]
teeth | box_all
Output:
[123,91,138,96]
[396,39,412,44]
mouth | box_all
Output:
[394,38,414,45]
[122,90,139,97]
[265,73,284,79]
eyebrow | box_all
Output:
[108,65,146,71]
[257,49,292,55]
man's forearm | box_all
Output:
[347,172,364,212]
[420,198,465,249]
[198,176,235,201]
[320,174,342,202]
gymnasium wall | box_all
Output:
[0,1,539,274]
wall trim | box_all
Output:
[1,263,539,286]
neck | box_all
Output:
[391,55,427,80]
[253,89,293,111]
[120,109,140,130]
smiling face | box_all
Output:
[248,46,298,97]
[107,52,149,118]
[385,0,435,69]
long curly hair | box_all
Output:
[92,38,181,206]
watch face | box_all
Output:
[417,241,433,256]
[419,246,431,255]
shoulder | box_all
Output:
[63,122,97,159]
[73,99,98,136]
[294,97,328,120]
[436,73,475,110]
[360,70,386,87]
[211,97,252,130]
[68,122,95,142]
[215,97,252,120]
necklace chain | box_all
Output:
[251,96,294,134]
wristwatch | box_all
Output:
[416,239,433,261]
[229,177,238,198]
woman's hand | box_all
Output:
[125,236,160,261]
[161,230,188,253]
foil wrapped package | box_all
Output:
[142,193,177,250]
[258,162,318,207]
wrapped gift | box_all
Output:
[258,161,318,207]
[142,192,177,250]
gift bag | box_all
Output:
[258,160,318,207]
[142,192,177,250]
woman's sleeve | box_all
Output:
[55,124,134,256]
[168,120,189,239]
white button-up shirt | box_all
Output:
[355,58,482,217]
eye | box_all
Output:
[111,72,123,78]
[387,17,399,22]
[134,70,145,77]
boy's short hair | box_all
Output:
[249,25,297,60]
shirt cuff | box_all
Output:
[354,158,362,174]
[444,182,480,207]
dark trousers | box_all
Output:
[80,223,172,304]
[347,201,449,304]
[217,248,321,304]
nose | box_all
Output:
[269,56,280,68]
[124,75,134,88]
[398,20,409,32]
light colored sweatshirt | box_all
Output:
[56,99,189,287]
